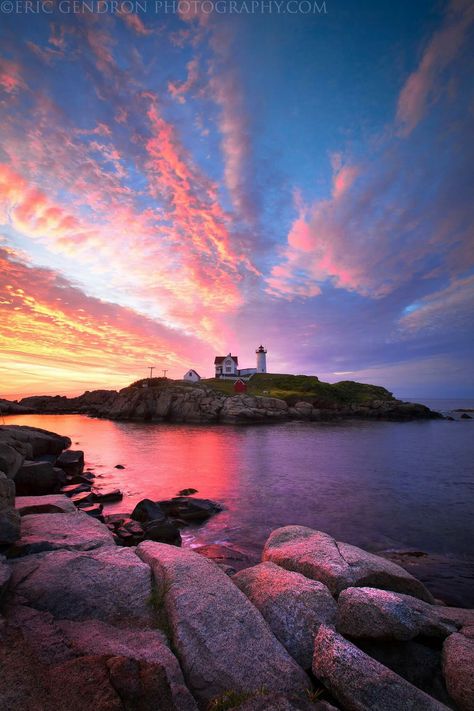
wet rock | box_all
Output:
[65,472,95,485]
[9,511,115,556]
[8,546,153,627]
[70,490,95,507]
[56,449,84,477]
[443,632,474,710]
[15,494,76,516]
[15,461,65,496]
[91,488,123,503]
[234,561,337,668]
[137,541,310,703]
[460,413,472,419]
[57,619,197,710]
[0,471,20,545]
[60,482,91,497]
[263,526,434,602]
[157,496,222,522]
[114,464,125,469]
[178,488,198,496]
[131,498,165,524]
[313,625,449,710]
[337,587,458,641]
[80,504,104,520]
[143,519,181,546]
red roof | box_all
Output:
[214,355,238,364]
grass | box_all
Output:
[202,373,394,406]
[207,688,269,711]
[147,581,172,638]
[128,373,395,407]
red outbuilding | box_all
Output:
[233,378,247,393]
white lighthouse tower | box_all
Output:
[256,345,267,373]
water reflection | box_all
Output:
[4,413,474,603]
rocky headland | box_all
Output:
[1,424,473,710]
[5,377,442,424]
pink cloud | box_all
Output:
[0,58,26,94]
[168,58,199,104]
[398,275,474,335]
[396,0,474,135]
[119,12,153,36]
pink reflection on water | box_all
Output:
[3,414,238,513]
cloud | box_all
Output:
[398,275,474,336]
[168,58,199,104]
[0,246,213,397]
[0,58,26,94]
[396,0,474,136]
[267,3,474,303]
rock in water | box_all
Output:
[337,587,458,641]
[8,547,154,627]
[131,498,166,523]
[443,632,474,711]
[263,526,434,602]
[55,450,84,477]
[137,541,310,703]
[10,511,115,556]
[313,625,450,710]
[157,496,222,522]
[233,561,337,669]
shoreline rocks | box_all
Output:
[1,424,473,711]
[2,384,442,424]
[137,541,310,703]
[263,526,434,603]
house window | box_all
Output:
[225,366,232,372]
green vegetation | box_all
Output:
[202,373,394,406]
[147,581,172,638]
[129,377,173,389]
[128,372,395,406]
[207,688,269,711]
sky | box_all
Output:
[0,0,473,399]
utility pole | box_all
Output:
[148,366,155,379]
[162,369,168,378]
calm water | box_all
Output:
[4,409,474,605]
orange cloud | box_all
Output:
[0,247,212,398]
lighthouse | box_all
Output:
[256,345,267,373]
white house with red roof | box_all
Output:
[214,346,267,380]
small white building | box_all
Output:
[183,369,201,383]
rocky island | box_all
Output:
[1,423,472,710]
[3,374,442,424]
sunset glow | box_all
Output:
[0,1,473,399]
